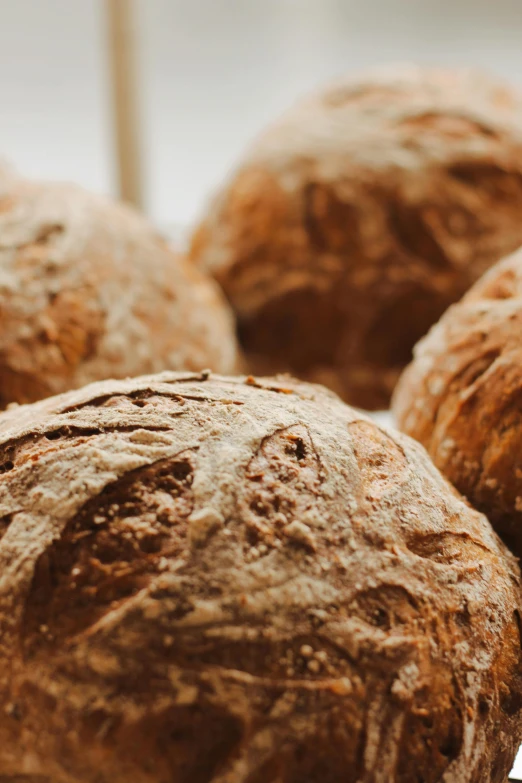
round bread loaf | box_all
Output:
[393,247,522,558]
[190,65,522,409]
[0,180,240,408]
[0,371,521,782]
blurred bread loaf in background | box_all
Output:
[0,178,241,408]
[191,65,522,409]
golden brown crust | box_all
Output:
[0,180,241,407]
[393,247,522,559]
[190,65,522,409]
[0,371,521,782]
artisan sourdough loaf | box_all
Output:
[0,372,521,782]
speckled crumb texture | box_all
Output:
[0,180,241,408]
[0,372,521,782]
[393,247,522,561]
[190,64,522,410]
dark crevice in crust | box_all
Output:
[0,422,180,474]
[449,349,501,396]
[22,452,196,658]
[0,513,14,543]
[448,164,522,201]
[41,424,173,441]
[398,111,500,138]
[387,199,450,269]
[303,182,359,253]
[58,385,254,417]
[406,531,493,563]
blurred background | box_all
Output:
[1,0,522,232]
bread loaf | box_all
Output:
[0,372,521,782]
[0,180,241,408]
[393,247,522,558]
[190,65,522,409]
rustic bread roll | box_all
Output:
[190,65,522,409]
[1,371,521,782]
[393,247,522,559]
[0,180,240,408]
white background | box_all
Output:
[0,1,521,775]
[1,0,522,230]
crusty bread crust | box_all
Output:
[0,372,520,782]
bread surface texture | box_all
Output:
[0,180,240,408]
[393,247,522,558]
[191,65,522,409]
[0,372,521,782]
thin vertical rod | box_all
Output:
[106,0,143,208]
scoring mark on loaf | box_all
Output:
[241,424,324,549]
[406,530,492,564]
[22,451,196,657]
[348,585,419,632]
[304,181,359,252]
[348,420,407,499]
[398,112,499,138]
[449,348,501,397]
[387,198,449,268]
[38,286,104,369]
[448,162,522,200]
[0,418,176,475]
[477,265,518,300]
